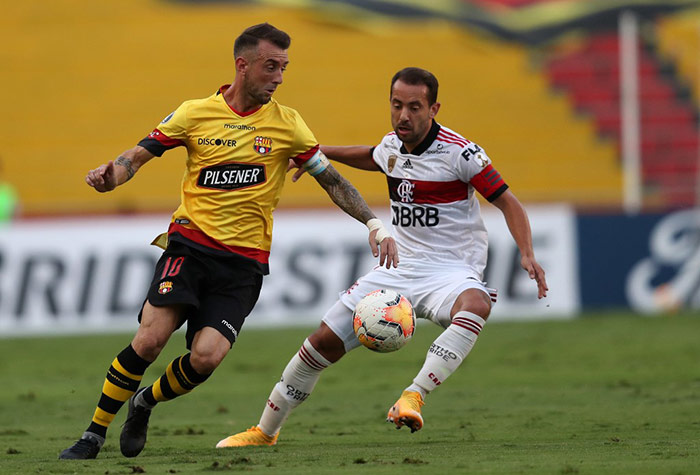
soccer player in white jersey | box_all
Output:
[216,67,548,447]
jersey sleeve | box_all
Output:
[289,112,320,166]
[137,103,188,157]
[370,134,393,174]
[456,142,508,202]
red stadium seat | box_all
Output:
[545,31,699,208]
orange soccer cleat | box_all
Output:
[215,426,278,448]
[386,390,424,433]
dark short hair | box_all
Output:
[234,23,291,58]
[390,67,439,105]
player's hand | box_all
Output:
[521,256,548,299]
[369,230,399,269]
[286,159,307,182]
[85,161,117,192]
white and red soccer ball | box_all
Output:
[352,289,416,353]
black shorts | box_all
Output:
[142,240,263,349]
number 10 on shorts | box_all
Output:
[161,256,184,279]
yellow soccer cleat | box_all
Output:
[215,426,278,448]
[386,390,424,433]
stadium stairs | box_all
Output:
[546,29,699,210]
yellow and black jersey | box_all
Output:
[138,85,319,274]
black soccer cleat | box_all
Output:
[59,436,101,459]
[120,391,152,457]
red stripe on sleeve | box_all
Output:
[469,164,508,202]
[292,144,320,165]
[138,129,185,157]
[149,128,184,147]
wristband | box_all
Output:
[366,218,391,243]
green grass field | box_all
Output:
[1,312,699,474]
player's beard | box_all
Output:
[244,79,274,106]
[250,89,272,105]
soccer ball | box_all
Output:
[352,289,415,353]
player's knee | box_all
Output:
[308,324,346,363]
[131,332,168,361]
[188,327,231,373]
[469,300,491,320]
[189,348,226,374]
[452,294,492,320]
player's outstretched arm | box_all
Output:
[85,145,155,192]
[313,164,398,269]
[289,145,380,182]
[321,146,381,170]
[491,190,548,299]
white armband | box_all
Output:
[302,150,330,177]
[366,218,391,243]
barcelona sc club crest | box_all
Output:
[158,281,173,294]
[253,136,273,155]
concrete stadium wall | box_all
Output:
[0,207,579,337]
[3,207,698,338]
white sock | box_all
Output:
[258,338,331,436]
[408,311,486,397]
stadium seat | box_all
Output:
[545,30,699,209]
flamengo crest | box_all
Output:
[397,180,414,203]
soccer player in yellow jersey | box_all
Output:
[59,23,398,460]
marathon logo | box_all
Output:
[197,163,266,190]
[221,319,239,340]
[224,123,256,131]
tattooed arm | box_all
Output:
[85,145,155,192]
[314,164,399,268]
[314,164,375,223]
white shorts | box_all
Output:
[322,263,497,351]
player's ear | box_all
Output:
[235,56,249,76]
[429,102,441,118]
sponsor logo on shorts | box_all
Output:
[197,163,266,190]
[158,281,173,294]
[253,136,273,155]
[221,319,239,340]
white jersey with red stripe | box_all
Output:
[372,120,508,278]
